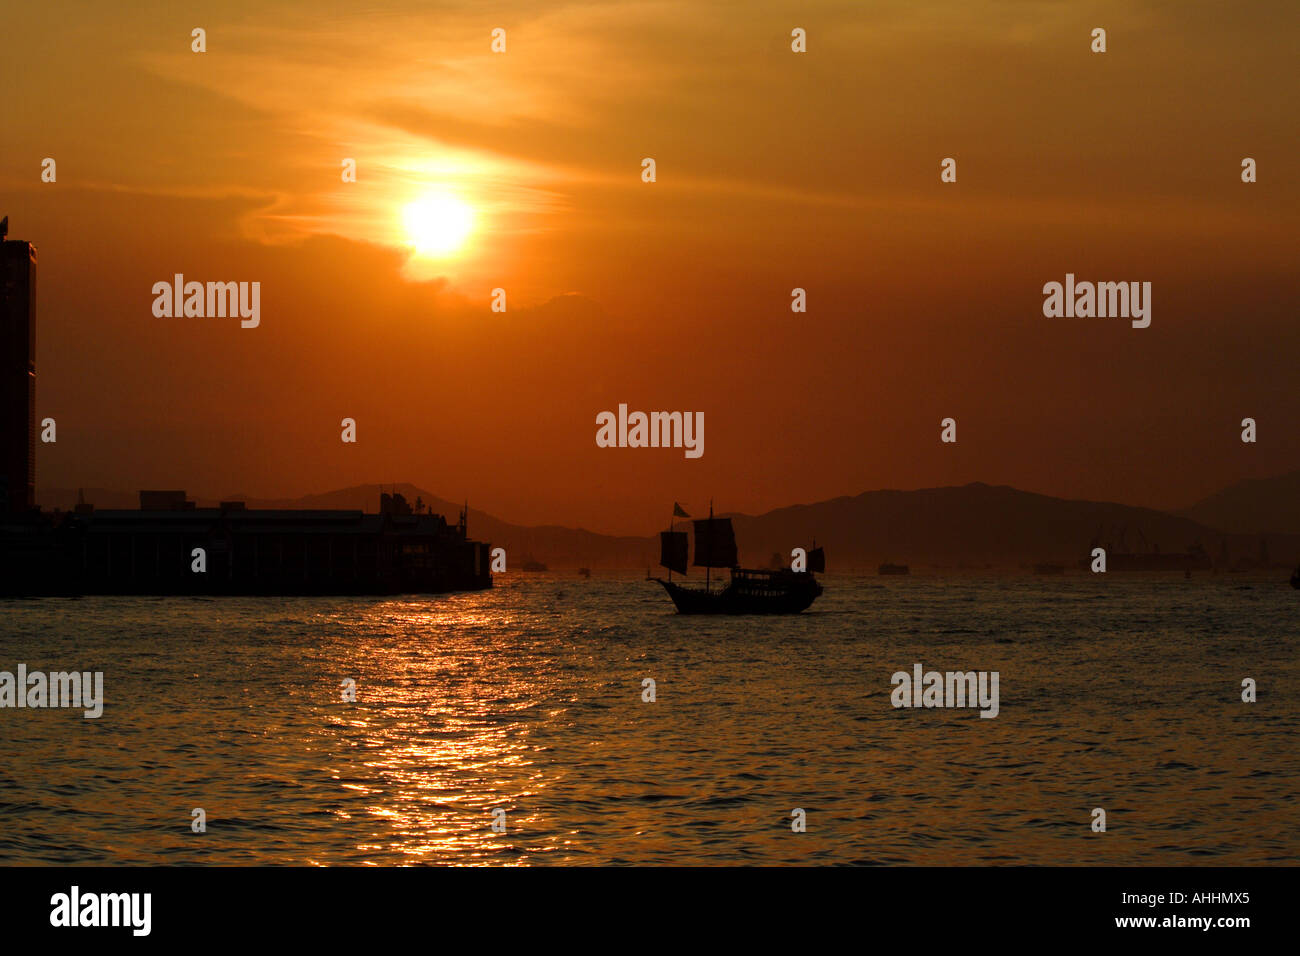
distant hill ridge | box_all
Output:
[1177,470,1300,535]
[39,477,1300,570]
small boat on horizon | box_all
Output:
[878,562,910,575]
[1291,565,1300,589]
[652,503,823,614]
[578,567,591,578]
[520,555,548,572]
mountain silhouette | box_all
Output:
[720,482,1295,569]
[1178,470,1300,535]
[39,477,1300,570]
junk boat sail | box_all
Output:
[653,503,823,614]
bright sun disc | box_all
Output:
[403,193,474,256]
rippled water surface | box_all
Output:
[1,573,1296,865]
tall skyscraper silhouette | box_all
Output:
[1,217,37,514]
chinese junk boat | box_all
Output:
[653,504,823,614]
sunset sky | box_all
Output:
[3,0,1297,534]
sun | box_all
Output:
[402,192,475,257]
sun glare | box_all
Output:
[402,192,475,257]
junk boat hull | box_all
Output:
[656,569,822,615]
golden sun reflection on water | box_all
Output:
[1,575,1296,866]
[325,598,559,865]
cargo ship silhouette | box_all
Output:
[1081,525,1213,572]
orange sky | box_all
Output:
[3,0,1297,534]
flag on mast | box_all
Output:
[673,502,690,518]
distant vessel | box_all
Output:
[652,503,822,614]
[520,556,548,572]
[1291,565,1300,589]
[878,562,910,575]
[1083,527,1213,572]
[578,567,591,578]
[1101,548,1212,572]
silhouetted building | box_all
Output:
[2,491,492,596]
[0,216,492,595]
[139,489,194,511]
[0,217,36,515]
